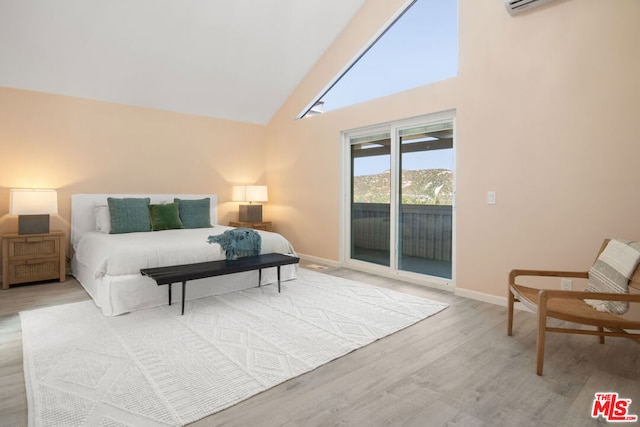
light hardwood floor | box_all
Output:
[1,263,638,427]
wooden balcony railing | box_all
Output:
[351,203,452,262]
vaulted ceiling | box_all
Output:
[0,0,367,124]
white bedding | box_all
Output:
[75,226,295,278]
[70,193,298,316]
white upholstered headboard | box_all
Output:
[71,194,218,247]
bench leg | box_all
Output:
[168,283,172,306]
[182,281,186,315]
[277,266,281,293]
[258,269,262,287]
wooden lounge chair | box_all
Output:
[507,239,640,375]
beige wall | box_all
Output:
[266,0,640,300]
[456,0,640,298]
[2,0,639,302]
[0,86,267,259]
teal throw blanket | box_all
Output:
[208,228,262,260]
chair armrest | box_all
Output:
[538,289,640,303]
[509,269,589,285]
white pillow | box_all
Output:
[95,205,111,233]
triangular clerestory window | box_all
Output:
[299,0,458,118]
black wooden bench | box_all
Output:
[141,253,299,315]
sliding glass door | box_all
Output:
[345,114,454,281]
[350,131,391,267]
[397,123,453,278]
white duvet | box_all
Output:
[74,226,296,278]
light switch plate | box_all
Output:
[487,191,496,205]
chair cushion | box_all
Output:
[584,239,640,314]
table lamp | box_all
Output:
[232,185,268,222]
[10,189,58,234]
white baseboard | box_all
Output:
[454,287,532,312]
[455,287,506,306]
[296,252,342,268]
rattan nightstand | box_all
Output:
[2,230,66,289]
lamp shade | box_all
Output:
[245,185,268,203]
[10,189,58,215]
[232,185,268,203]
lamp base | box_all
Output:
[239,205,262,222]
[18,215,50,235]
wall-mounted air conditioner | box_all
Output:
[504,0,557,16]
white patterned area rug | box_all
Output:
[20,269,448,427]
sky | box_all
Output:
[320,0,458,112]
[321,0,458,177]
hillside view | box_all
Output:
[354,169,453,205]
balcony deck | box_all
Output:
[351,203,452,279]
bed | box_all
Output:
[70,194,297,316]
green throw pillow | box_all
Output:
[148,203,185,231]
[174,198,212,228]
[108,197,151,234]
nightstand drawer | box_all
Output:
[8,236,60,258]
[229,221,273,232]
[6,258,61,284]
